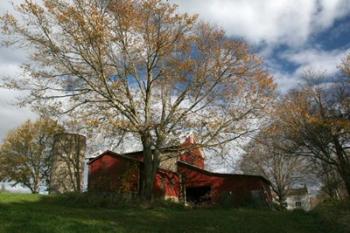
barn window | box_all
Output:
[295,201,302,207]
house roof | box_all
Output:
[177,161,271,185]
[288,186,308,196]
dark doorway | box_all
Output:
[186,186,211,204]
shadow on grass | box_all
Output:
[0,194,329,233]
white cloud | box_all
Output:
[0,1,37,142]
[265,48,349,92]
[271,71,300,93]
[0,50,36,142]
[0,88,36,142]
[282,48,349,76]
[171,0,350,46]
[316,0,350,29]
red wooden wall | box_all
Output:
[88,152,180,199]
[88,153,140,193]
[177,162,272,205]
[153,169,180,199]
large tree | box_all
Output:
[50,133,86,193]
[240,125,309,207]
[0,118,64,193]
[1,0,275,200]
[275,72,350,197]
[318,161,345,199]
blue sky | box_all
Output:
[172,0,350,91]
[1,0,350,141]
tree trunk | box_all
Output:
[140,133,159,201]
[273,185,287,209]
[32,175,40,194]
[337,165,350,198]
[343,175,350,198]
[277,193,286,209]
[31,183,40,194]
[333,137,350,198]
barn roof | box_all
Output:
[87,149,179,164]
[177,161,271,185]
[87,150,178,175]
[87,150,141,165]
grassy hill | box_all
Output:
[0,193,346,233]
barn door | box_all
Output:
[185,186,211,204]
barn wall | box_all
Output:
[178,163,271,205]
[153,170,181,200]
[88,153,181,200]
[88,154,140,193]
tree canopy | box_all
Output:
[269,70,350,198]
[240,124,310,207]
[1,0,276,199]
[0,118,64,193]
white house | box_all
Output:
[285,186,311,211]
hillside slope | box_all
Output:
[0,193,337,233]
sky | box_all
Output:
[1,0,350,142]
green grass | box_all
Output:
[312,199,350,233]
[0,193,342,233]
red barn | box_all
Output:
[88,136,272,206]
